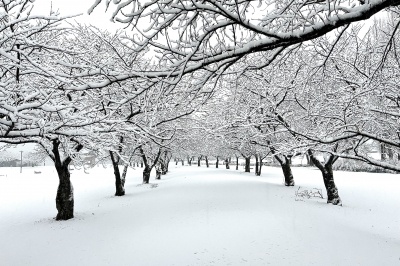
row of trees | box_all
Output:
[1,0,400,220]
[0,0,199,219]
[166,12,400,206]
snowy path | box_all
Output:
[0,165,399,265]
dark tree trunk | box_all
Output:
[139,146,162,184]
[181,160,184,166]
[216,156,219,168]
[244,157,250,172]
[175,160,178,165]
[143,167,151,184]
[255,156,263,176]
[287,155,292,165]
[198,156,202,167]
[51,139,82,221]
[160,151,170,174]
[281,161,294,186]
[115,172,125,196]
[205,156,209,167]
[236,156,239,170]
[308,150,342,205]
[110,151,125,196]
[155,169,161,180]
[255,155,259,176]
[140,161,143,168]
[225,158,230,169]
[275,155,295,186]
[161,161,168,175]
[322,166,341,205]
[55,163,74,220]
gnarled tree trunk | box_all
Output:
[143,166,151,184]
[51,139,82,221]
[155,166,161,180]
[308,150,342,205]
[205,156,209,167]
[255,155,259,176]
[55,163,74,220]
[140,146,162,184]
[110,151,125,196]
[161,161,168,175]
[255,155,263,176]
[275,155,295,186]
[244,157,250,172]
[160,151,171,174]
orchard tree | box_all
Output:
[0,1,92,220]
[138,142,164,184]
[282,16,400,173]
[0,4,152,219]
[324,16,400,172]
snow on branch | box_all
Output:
[90,0,400,76]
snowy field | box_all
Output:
[0,164,399,265]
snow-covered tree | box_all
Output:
[90,0,400,83]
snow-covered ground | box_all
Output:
[0,164,399,265]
